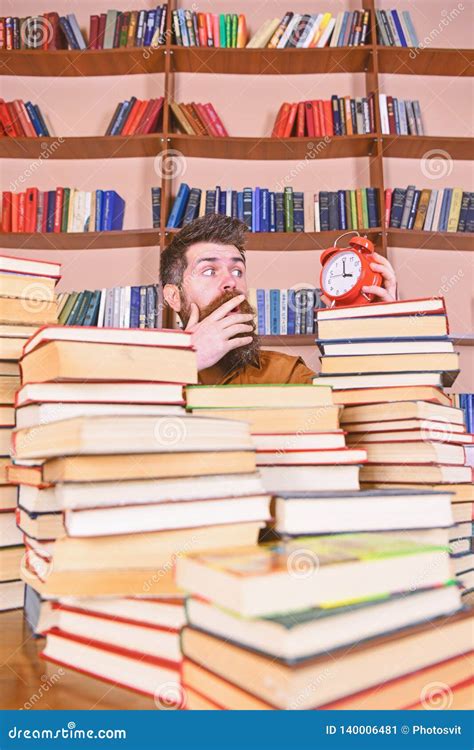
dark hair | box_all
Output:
[160,214,247,287]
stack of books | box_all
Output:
[249,287,324,335]
[10,327,270,697]
[89,6,168,49]
[379,96,424,135]
[375,9,419,47]
[272,95,376,137]
[248,10,370,49]
[170,102,228,137]
[185,384,366,496]
[105,97,164,136]
[0,99,51,137]
[386,186,474,233]
[172,10,247,47]
[1,188,125,234]
[56,285,163,328]
[0,254,60,613]
[176,535,470,709]
[315,297,473,597]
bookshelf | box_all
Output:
[0,0,472,343]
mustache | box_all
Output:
[198,290,256,332]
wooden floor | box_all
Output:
[0,609,156,710]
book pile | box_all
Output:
[0,14,77,50]
[0,254,60,614]
[1,188,125,234]
[248,10,370,49]
[315,188,380,231]
[56,285,162,328]
[379,96,424,135]
[249,287,323,335]
[272,95,376,138]
[89,6,168,49]
[315,297,474,598]
[386,186,474,233]
[9,326,270,698]
[176,535,471,709]
[172,10,247,48]
[105,97,164,136]
[0,99,50,137]
[185,383,366,496]
[170,102,228,137]
[375,9,419,47]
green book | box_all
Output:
[82,290,102,326]
[225,14,231,48]
[350,190,358,229]
[344,190,353,230]
[231,13,238,48]
[283,187,294,232]
[361,188,369,229]
[58,291,77,325]
[65,291,84,325]
[219,14,226,47]
[75,291,93,326]
[61,188,70,233]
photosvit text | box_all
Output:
[325,725,462,735]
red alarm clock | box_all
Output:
[320,233,382,307]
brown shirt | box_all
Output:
[198,350,315,385]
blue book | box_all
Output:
[205,190,215,215]
[260,189,269,232]
[269,192,276,232]
[144,10,156,46]
[275,193,285,232]
[407,190,421,229]
[178,9,189,46]
[287,290,296,334]
[95,190,103,231]
[337,190,347,230]
[46,191,56,232]
[103,191,125,231]
[242,188,252,228]
[337,11,350,45]
[319,191,330,230]
[218,190,226,215]
[67,14,87,49]
[456,192,470,232]
[33,105,50,136]
[110,100,133,135]
[256,289,266,334]
[237,191,244,221]
[130,286,141,328]
[182,187,201,225]
[391,10,407,47]
[392,98,400,133]
[269,289,280,335]
[389,188,406,228]
[293,192,304,232]
[332,95,341,135]
[251,190,257,232]
[465,192,474,232]
[151,186,161,229]
[166,183,190,228]
[254,188,261,232]
[59,16,79,49]
[438,189,451,232]
[24,102,44,136]
[402,11,419,47]
[366,187,379,227]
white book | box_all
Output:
[300,14,322,48]
[399,12,414,46]
[316,17,335,48]
[82,191,92,232]
[329,12,344,47]
[280,290,288,335]
[198,190,206,217]
[424,190,439,231]
[96,289,107,327]
[112,287,121,327]
[225,189,232,217]
[277,14,301,48]
[246,18,279,49]
[264,289,271,334]
[314,197,320,231]
[89,191,96,233]
[432,189,445,231]
[119,286,127,328]
[71,191,84,233]
[123,285,132,328]
[378,94,389,134]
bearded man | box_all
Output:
[160,214,398,385]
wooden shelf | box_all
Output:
[0,230,160,250]
[0,47,165,77]
[0,135,168,160]
[169,46,372,75]
[381,135,473,161]
[376,46,474,77]
[452,334,474,346]
[170,134,376,160]
[387,228,473,252]
[261,335,315,346]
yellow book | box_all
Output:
[247,18,280,49]
[447,188,463,232]
[413,189,431,230]
[310,12,332,47]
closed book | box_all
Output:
[447,188,463,232]
[389,188,406,228]
[167,183,191,228]
[413,189,431,230]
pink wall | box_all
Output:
[2,1,473,391]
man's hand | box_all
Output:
[362,252,398,302]
[185,294,254,371]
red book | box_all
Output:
[139,97,164,134]
[368,92,375,133]
[0,19,5,50]
[133,99,155,134]
[25,188,39,233]
[384,189,393,227]
[322,99,333,135]
[303,102,314,137]
[204,13,213,46]
[194,103,218,136]
[97,14,107,49]
[44,13,66,50]
[16,100,37,137]
[312,101,322,137]
[7,102,24,136]
[54,188,64,233]
[89,15,100,49]
[121,99,144,135]
[272,103,290,137]
[197,14,207,46]
[18,193,26,232]
[0,99,16,136]
[282,102,298,137]
[386,96,396,134]
[125,100,149,135]
[296,102,305,137]
[1,192,12,232]
[203,103,228,137]
[11,193,19,232]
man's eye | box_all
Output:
[232,269,243,277]
[202,268,215,276]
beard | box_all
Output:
[180,289,260,373]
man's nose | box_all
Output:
[221,271,237,291]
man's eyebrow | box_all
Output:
[194,256,245,265]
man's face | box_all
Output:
[179,242,248,322]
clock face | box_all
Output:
[322,250,362,298]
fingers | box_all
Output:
[221,313,254,328]
[223,323,254,338]
[208,294,246,321]
[185,303,200,330]
[226,336,253,351]
[362,285,394,302]
[370,260,396,282]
